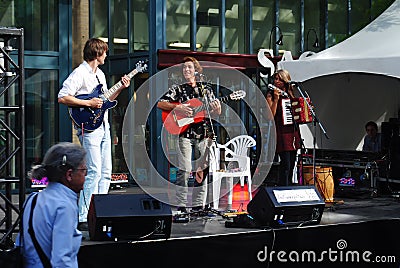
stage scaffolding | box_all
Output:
[0,27,25,248]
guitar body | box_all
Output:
[67,60,148,132]
[68,84,118,131]
[161,90,246,135]
[161,98,206,135]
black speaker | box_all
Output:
[88,193,172,241]
[247,185,325,228]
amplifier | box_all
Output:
[88,193,172,241]
[247,186,325,228]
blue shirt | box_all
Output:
[362,133,382,152]
[16,182,82,267]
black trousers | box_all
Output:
[278,150,297,186]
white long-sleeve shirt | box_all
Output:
[58,61,109,123]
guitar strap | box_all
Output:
[28,194,52,268]
[95,75,101,85]
[183,84,201,100]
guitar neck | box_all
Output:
[103,69,138,99]
[219,95,232,104]
[196,94,233,113]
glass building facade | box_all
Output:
[0,0,394,188]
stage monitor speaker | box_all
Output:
[88,193,172,241]
[247,185,325,228]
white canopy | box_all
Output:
[275,1,400,151]
[278,0,400,81]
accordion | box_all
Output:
[282,97,313,125]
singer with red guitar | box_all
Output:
[157,56,221,213]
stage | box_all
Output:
[78,185,400,268]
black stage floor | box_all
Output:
[78,185,400,268]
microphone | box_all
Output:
[267,84,289,98]
[194,71,205,77]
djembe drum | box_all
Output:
[302,165,335,203]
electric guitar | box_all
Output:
[161,90,246,135]
[68,60,147,131]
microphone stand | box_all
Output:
[291,82,329,186]
[196,74,218,211]
[293,118,306,185]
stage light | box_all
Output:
[268,25,284,57]
[306,28,320,51]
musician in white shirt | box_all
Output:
[266,69,302,186]
[58,38,130,230]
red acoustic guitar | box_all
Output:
[161,90,246,135]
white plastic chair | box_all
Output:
[209,135,256,210]
[223,135,256,192]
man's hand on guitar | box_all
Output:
[89,97,104,109]
[66,60,147,132]
[209,99,221,116]
[175,103,193,117]
[121,74,131,89]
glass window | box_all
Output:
[225,0,245,53]
[166,0,222,52]
[132,0,149,51]
[350,0,371,34]
[166,0,191,50]
[327,0,348,47]
[279,1,301,56]
[0,0,58,51]
[25,69,58,169]
[304,0,321,52]
[92,0,108,40]
[252,1,274,53]
[196,1,220,52]
[371,0,395,20]
[110,71,149,176]
[110,74,130,175]
[113,0,129,54]
[92,0,149,53]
